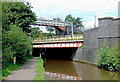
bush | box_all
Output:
[2,46,15,67]
[2,56,33,79]
[97,40,120,71]
[2,25,32,67]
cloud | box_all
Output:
[29,0,119,13]
[28,0,119,18]
[26,0,119,29]
[28,0,119,17]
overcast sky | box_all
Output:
[25,0,119,31]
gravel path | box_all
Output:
[4,57,37,80]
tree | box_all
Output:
[30,27,42,38]
[55,29,60,36]
[65,14,84,34]
[53,17,63,22]
[65,14,73,22]
[2,25,32,65]
[46,27,55,37]
[2,2,36,68]
[2,2,36,32]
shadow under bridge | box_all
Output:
[32,40,83,60]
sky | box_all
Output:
[25,0,119,32]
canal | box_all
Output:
[43,59,119,80]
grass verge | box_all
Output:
[2,56,33,80]
[34,57,45,80]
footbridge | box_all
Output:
[33,18,73,35]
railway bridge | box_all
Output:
[32,35,83,60]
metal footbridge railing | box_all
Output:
[34,18,73,32]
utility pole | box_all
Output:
[66,26,68,35]
[72,22,73,36]
[94,16,96,28]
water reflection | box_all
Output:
[44,60,119,80]
[44,60,78,76]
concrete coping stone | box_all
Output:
[98,17,114,20]
[113,18,120,20]
[83,27,99,32]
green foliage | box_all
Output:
[65,14,84,34]
[52,17,62,36]
[2,2,36,32]
[2,63,19,77]
[2,56,33,79]
[97,40,120,71]
[34,74,45,80]
[34,57,45,80]
[30,27,42,38]
[46,27,55,34]
[35,57,45,73]
[2,25,32,66]
[80,45,84,48]
[53,17,63,22]
[55,29,60,36]
[46,26,55,37]
[41,33,54,38]
[45,28,60,37]
[2,46,15,66]
[2,1,36,79]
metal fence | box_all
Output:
[35,18,72,27]
[32,34,83,43]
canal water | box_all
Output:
[43,59,119,80]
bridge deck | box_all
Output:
[32,40,83,48]
[34,18,73,32]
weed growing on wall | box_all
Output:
[97,40,120,71]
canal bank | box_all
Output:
[42,17,120,80]
[73,48,98,65]
[32,17,120,80]
[34,57,45,80]
[74,17,120,65]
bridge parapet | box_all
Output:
[32,34,83,43]
[32,34,83,48]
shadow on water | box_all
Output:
[33,48,119,80]
[44,59,119,80]
[44,59,78,77]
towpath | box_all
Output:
[3,57,37,80]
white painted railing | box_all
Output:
[32,34,83,43]
[35,18,72,27]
